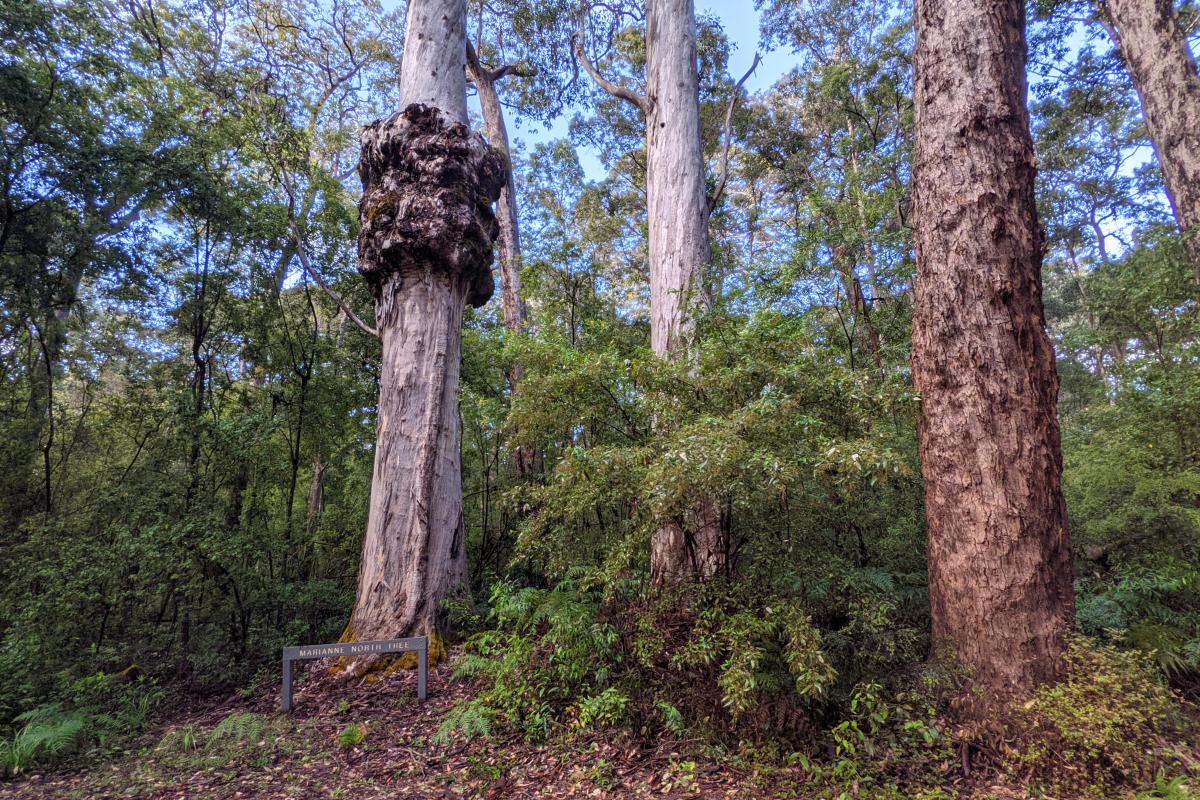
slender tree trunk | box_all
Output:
[645,0,724,585]
[185,237,210,514]
[342,0,503,670]
[466,51,534,477]
[305,458,325,538]
[1103,0,1200,284]
[912,0,1074,695]
[466,59,526,337]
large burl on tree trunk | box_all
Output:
[343,100,504,670]
[1104,0,1200,285]
[911,0,1075,695]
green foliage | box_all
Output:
[336,723,366,749]
[172,725,202,754]
[1006,639,1195,796]
[434,701,496,745]
[1138,774,1197,800]
[573,687,630,731]
[64,672,164,746]
[443,579,620,742]
[208,713,265,749]
[0,1,1198,799]
[0,671,162,776]
[0,0,388,727]
[0,706,87,777]
[444,577,915,748]
[671,595,836,718]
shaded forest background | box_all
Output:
[1,0,1199,792]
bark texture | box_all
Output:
[345,0,504,670]
[912,0,1075,694]
[644,0,724,586]
[645,0,710,360]
[466,50,535,477]
[1105,0,1200,284]
[466,59,526,337]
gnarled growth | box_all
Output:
[358,103,505,310]
[343,103,504,675]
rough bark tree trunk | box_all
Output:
[342,0,504,672]
[643,0,725,586]
[912,0,1075,695]
[1104,0,1200,285]
[466,47,535,478]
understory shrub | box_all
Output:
[979,638,1198,797]
[439,575,921,748]
[0,671,163,777]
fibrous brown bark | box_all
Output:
[912,0,1075,694]
[343,0,504,672]
[1103,0,1200,285]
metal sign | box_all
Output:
[281,636,428,712]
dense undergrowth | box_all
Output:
[2,0,1200,797]
[438,582,1199,798]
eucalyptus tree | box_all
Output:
[0,0,202,519]
[1100,0,1200,284]
[755,0,912,371]
[464,0,581,477]
[341,0,504,667]
[227,0,398,538]
[912,0,1074,694]
[575,0,757,584]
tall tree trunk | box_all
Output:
[466,47,534,478]
[305,458,326,538]
[466,54,526,338]
[1104,0,1200,285]
[912,0,1074,695]
[644,0,724,585]
[343,0,504,670]
[645,0,709,361]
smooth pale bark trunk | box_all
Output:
[467,66,525,336]
[1104,0,1200,285]
[466,57,534,477]
[343,0,503,671]
[645,0,725,585]
[912,0,1074,695]
[348,272,470,653]
[645,0,709,359]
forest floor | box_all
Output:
[0,653,1025,800]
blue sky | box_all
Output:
[488,2,794,180]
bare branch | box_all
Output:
[570,29,650,114]
[491,62,535,82]
[465,36,483,74]
[290,225,379,339]
[709,52,761,214]
[466,38,535,84]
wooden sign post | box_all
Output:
[281,636,428,712]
